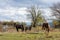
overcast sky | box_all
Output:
[0,0,60,22]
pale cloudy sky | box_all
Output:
[0,0,60,22]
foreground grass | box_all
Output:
[0,31,60,40]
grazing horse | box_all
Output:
[25,25,32,32]
[42,22,50,36]
[14,23,24,32]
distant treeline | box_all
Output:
[0,20,60,28]
[0,21,26,26]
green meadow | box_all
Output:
[0,30,60,40]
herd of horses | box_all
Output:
[14,23,32,32]
[14,22,50,33]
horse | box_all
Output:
[14,23,24,32]
[25,25,32,32]
[42,22,50,36]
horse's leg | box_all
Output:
[25,27,27,32]
[16,28,19,32]
[29,27,31,31]
[45,28,49,37]
[21,27,24,32]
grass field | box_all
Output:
[0,30,60,40]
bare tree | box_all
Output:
[27,6,43,27]
[50,3,60,25]
[50,3,60,20]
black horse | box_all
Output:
[14,23,24,32]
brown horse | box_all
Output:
[42,22,50,36]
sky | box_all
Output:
[0,0,60,22]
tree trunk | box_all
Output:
[33,21,36,27]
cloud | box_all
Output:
[0,6,30,22]
[0,0,60,8]
[0,6,56,22]
[0,0,59,22]
[40,0,60,3]
[41,8,56,21]
[11,0,60,8]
